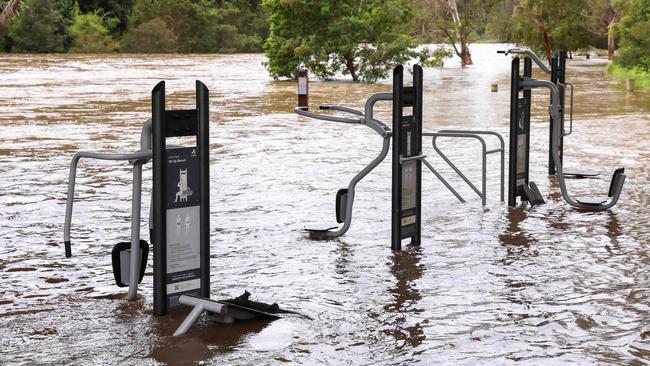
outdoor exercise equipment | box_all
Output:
[63,81,303,334]
[501,49,626,210]
[295,65,504,249]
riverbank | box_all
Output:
[607,62,650,89]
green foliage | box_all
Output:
[78,0,134,34]
[511,0,591,58]
[121,17,177,52]
[263,0,440,82]
[607,62,650,89]
[127,0,266,53]
[68,12,118,52]
[613,0,650,70]
[8,0,66,52]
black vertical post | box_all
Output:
[152,81,210,315]
[391,65,422,251]
[152,81,166,316]
[508,58,532,207]
[549,51,566,175]
[507,59,520,207]
[196,81,210,300]
[523,58,532,196]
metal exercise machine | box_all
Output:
[295,65,504,248]
[63,81,300,335]
[295,66,426,250]
[63,119,152,301]
[500,48,597,178]
[501,49,626,210]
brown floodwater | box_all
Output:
[1,44,649,365]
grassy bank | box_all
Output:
[606,63,650,89]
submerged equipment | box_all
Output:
[501,48,626,211]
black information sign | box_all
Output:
[164,147,201,309]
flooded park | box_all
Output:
[1,44,650,364]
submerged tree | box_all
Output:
[263,0,442,82]
[512,0,591,63]
[435,0,474,66]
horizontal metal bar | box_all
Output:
[485,148,502,154]
[400,154,426,163]
[320,104,364,116]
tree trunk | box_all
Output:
[0,0,22,30]
[607,24,615,60]
[447,0,473,66]
[344,56,357,82]
[461,43,473,65]
[542,31,552,64]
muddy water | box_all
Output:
[0,44,649,365]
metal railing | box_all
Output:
[422,130,505,205]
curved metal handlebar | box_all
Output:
[320,105,363,116]
[498,48,552,74]
[563,82,574,136]
[294,106,363,124]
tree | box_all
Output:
[434,0,478,66]
[8,0,66,52]
[0,0,22,30]
[68,12,118,52]
[512,0,591,63]
[263,0,439,82]
[77,0,134,35]
[585,0,618,59]
[121,17,177,52]
[613,0,650,70]
[128,0,264,53]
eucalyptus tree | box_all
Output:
[263,0,442,82]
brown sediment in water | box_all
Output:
[0,46,649,364]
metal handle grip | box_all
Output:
[294,106,362,124]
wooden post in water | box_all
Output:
[491,84,498,92]
[627,78,635,92]
[298,68,308,109]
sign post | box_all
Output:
[298,68,308,109]
[152,81,210,315]
[391,65,423,251]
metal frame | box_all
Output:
[506,56,533,207]
[295,65,506,243]
[423,130,505,205]
[501,48,625,211]
[294,94,392,240]
[63,119,152,301]
[549,51,567,175]
[391,64,423,251]
[152,80,210,315]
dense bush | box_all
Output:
[121,17,177,53]
[8,0,66,52]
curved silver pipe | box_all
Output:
[294,106,362,124]
[528,79,625,210]
[64,119,153,301]
[316,135,391,239]
[63,150,153,250]
[364,93,392,125]
[501,48,552,74]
